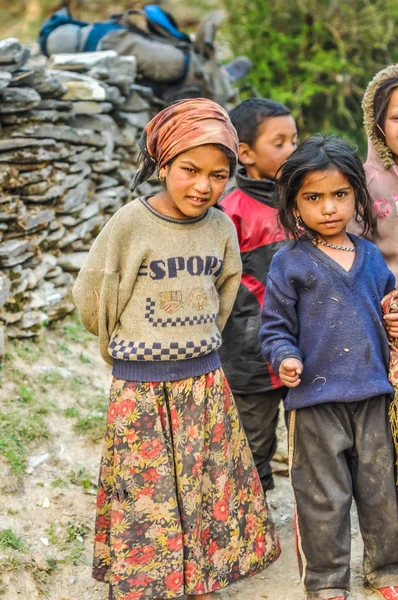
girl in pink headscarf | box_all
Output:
[73,98,280,600]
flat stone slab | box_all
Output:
[0,109,71,125]
[0,38,30,72]
[57,252,88,272]
[71,101,112,114]
[0,71,12,88]
[0,273,11,308]
[48,50,119,70]
[48,70,108,101]
[10,67,66,98]
[0,138,61,152]
[11,124,106,148]
[0,142,72,164]
[0,87,41,113]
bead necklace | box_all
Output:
[314,237,356,252]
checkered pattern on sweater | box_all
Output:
[145,298,217,328]
[109,333,222,361]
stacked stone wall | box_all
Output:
[0,39,162,350]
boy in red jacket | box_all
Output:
[220,98,297,493]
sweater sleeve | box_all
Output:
[72,207,143,365]
[215,226,242,332]
[259,273,303,374]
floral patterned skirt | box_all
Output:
[93,368,280,599]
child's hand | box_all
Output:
[384,313,398,338]
[279,358,303,387]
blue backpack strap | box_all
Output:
[144,5,190,43]
[38,8,89,56]
[83,21,124,52]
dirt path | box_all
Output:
[0,316,374,599]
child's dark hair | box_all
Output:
[373,75,398,140]
[229,98,291,146]
[276,134,373,238]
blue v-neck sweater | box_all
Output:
[259,235,395,410]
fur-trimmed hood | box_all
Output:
[363,63,398,169]
[361,64,398,283]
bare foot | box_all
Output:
[187,595,213,600]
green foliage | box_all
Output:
[0,409,49,474]
[0,529,25,552]
[222,0,398,154]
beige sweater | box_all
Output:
[73,198,242,379]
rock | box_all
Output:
[0,38,30,72]
[116,123,138,148]
[0,325,4,356]
[0,273,11,308]
[36,99,73,111]
[35,557,52,572]
[28,453,49,469]
[88,56,137,93]
[0,86,41,113]
[0,109,71,125]
[0,137,60,152]
[0,142,72,164]
[40,537,49,546]
[96,175,119,190]
[47,70,108,102]
[71,101,112,114]
[18,310,48,330]
[66,113,118,135]
[7,265,30,295]
[11,124,106,148]
[1,310,24,324]
[91,160,120,173]
[0,251,34,267]
[46,300,75,321]
[0,239,32,259]
[0,199,25,221]
[13,67,67,99]
[27,255,57,289]
[122,90,150,113]
[0,71,12,88]
[16,207,55,233]
[56,179,92,213]
[57,252,88,272]
[48,50,119,70]
[117,110,151,130]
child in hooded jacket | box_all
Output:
[73,98,280,600]
[360,64,398,337]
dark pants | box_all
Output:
[234,388,285,492]
[288,396,398,600]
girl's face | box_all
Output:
[294,169,356,243]
[384,88,398,161]
[157,144,230,219]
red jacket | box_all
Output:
[219,170,287,394]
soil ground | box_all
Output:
[0,315,376,599]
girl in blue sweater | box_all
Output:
[259,135,398,600]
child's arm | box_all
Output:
[72,208,142,364]
[215,229,242,332]
[73,216,117,339]
[259,274,303,382]
[383,271,398,338]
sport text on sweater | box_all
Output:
[73,198,242,382]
